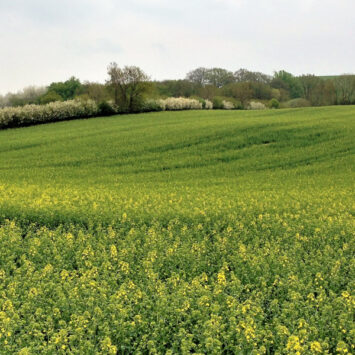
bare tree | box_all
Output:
[311,80,336,106]
[206,68,235,88]
[234,68,271,84]
[106,63,151,112]
[298,74,321,102]
[185,67,210,86]
[333,75,355,105]
[186,67,234,88]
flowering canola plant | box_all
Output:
[0,106,354,353]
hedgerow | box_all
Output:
[248,101,267,110]
[0,100,106,129]
[0,97,211,130]
[157,97,203,110]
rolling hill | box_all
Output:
[0,107,354,353]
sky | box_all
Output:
[0,0,354,94]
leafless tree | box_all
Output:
[234,69,271,84]
[298,74,321,102]
[333,75,355,104]
[185,67,210,86]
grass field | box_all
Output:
[0,107,354,354]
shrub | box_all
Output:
[205,99,213,109]
[141,97,212,112]
[160,97,202,110]
[190,96,205,108]
[222,100,234,110]
[192,97,212,110]
[283,98,311,108]
[233,100,243,110]
[248,101,267,110]
[212,97,223,109]
[98,101,119,116]
[116,98,141,114]
[213,96,243,109]
[269,98,280,109]
[0,99,100,129]
[141,99,165,112]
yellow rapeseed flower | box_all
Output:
[310,341,322,353]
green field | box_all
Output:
[0,107,354,354]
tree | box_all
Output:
[249,82,272,100]
[186,67,235,88]
[80,82,110,103]
[154,80,197,98]
[198,85,220,100]
[234,68,271,84]
[185,67,210,86]
[222,82,253,106]
[3,86,46,107]
[333,75,355,104]
[106,63,151,112]
[298,75,337,106]
[298,74,321,102]
[47,77,82,101]
[311,80,336,106]
[272,70,302,99]
[205,68,235,88]
[39,91,63,104]
[0,95,6,108]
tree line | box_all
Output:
[1,65,354,112]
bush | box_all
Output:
[213,96,243,109]
[233,100,243,110]
[283,98,311,108]
[0,99,100,129]
[248,101,267,110]
[222,100,234,110]
[205,99,213,109]
[191,97,212,110]
[141,97,213,112]
[269,98,280,109]
[159,97,202,110]
[98,101,119,116]
[141,100,165,112]
[212,97,223,109]
[130,96,148,113]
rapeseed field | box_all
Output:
[0,107,354,354]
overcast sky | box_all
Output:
[0,0,354,94]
